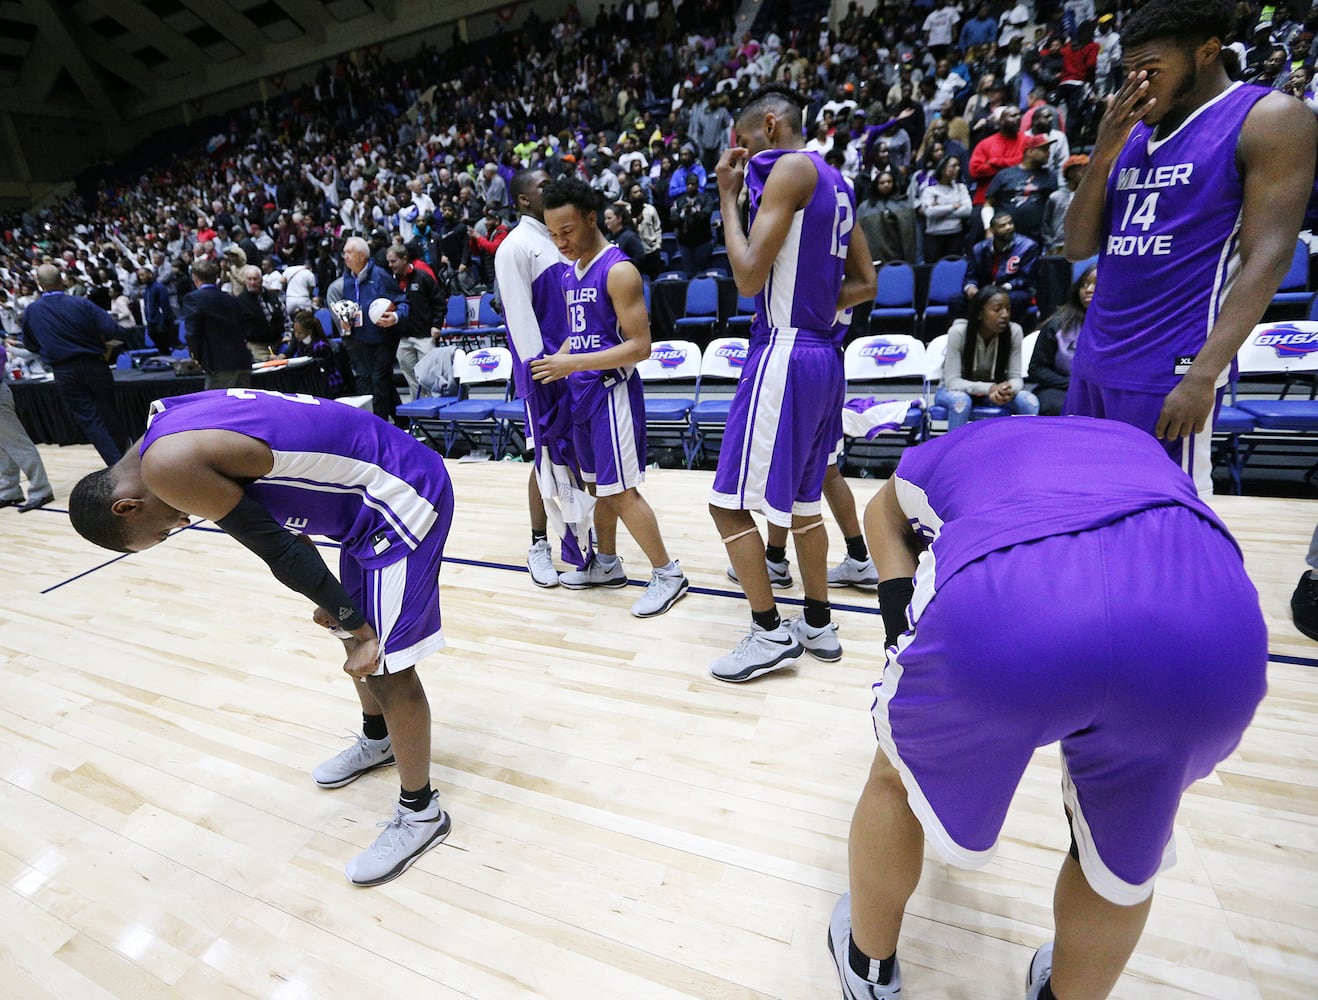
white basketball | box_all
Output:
[368,298,395,324]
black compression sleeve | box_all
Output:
[215,494,367,631]
[877,577,915,647]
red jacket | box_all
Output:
[969,132,1028,205]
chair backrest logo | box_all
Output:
[1254,325,1318,358]
[861,340,909,366]
[651,344,687,368]
[715,344,746,368]
[470,350,501,372]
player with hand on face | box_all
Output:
[1063,0,1317,496]
[707,85,877,683]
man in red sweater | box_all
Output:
[969,105,1027,206]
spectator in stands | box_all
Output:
[604,202,649,274]
[857,170,918,265]
[961,211,1040,321]
[937,284,1039,430]
[280,309,345,396]
[313,238,339,302]
[970,104,1028,207]
[0,339,54,512]
[282,258,318,315]
[1248,45,1291,87]
[624,182,664,278]
[109,282,136,329]
[986,134,1058,245]
[386,244,443,403]
[1042,154,1089,255]
[920,155,973,262]
[137,266,177,353]
[437,203,473,289]
[668,145,708,200]
[181,257,253,391]
[1029,264,1095,415]
[959,3,997,52]
[674,173,714,278]
[689,90,733,171]
[239,265,286,362]
[1029,105,1071,178]
[21,263,128,468]
[476,162,510,217]
[341,235,406,423]
[469,204,511,289]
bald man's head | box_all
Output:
[35,264,63,291]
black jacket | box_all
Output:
[181,284,254,373]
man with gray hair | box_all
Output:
[340,236,406,422]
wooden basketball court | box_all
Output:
[2,444,1315,999]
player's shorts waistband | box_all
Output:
[755,327,837,348]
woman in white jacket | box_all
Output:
[919,156,973,262]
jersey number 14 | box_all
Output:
[1118,192,1160,232]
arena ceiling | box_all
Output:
[0,0,498,124]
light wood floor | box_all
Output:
[1,444,1315,1000]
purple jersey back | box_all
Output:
[142,389,452,568]
[1075,83,1270,392]
[892,417,1234,588]
[746,148,854,344]
[563,244,633,392]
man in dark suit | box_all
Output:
[238,264,286,361]
[21,263,128,470]
[180,258,253,389]
[138,266,178,353]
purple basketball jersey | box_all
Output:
[1075,83,1270,392]
[562,244,634,400]
[142,389,452,568]
[745,148,854,345]
[892,416,1234,588]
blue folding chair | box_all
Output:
[673,275,721,342]
[724,294,756,335]
[921,257,967,337]
[636,340,702,466]
[1271,239,1311,309]
[869,261,918,335]
[690,337,749,467]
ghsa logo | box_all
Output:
[860,339,909,367]
[469,350,501,372]
[1253,323,1318,359]
[650,343,689,368]
[716,344,747,368]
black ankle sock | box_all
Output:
[399,782,433,812]
[362,713,388,741]
[531,528,547,544]
[845,534,869,561]
[847,934,896,985]
[803,597,831,629]
[751,607,781,631]
[1038,978,1058,1000]
[765,543,787,564]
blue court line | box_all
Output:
[36,514,1318,669]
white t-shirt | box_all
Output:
[923,8,961,47]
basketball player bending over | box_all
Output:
[833,417,1267,1000]
[69,389,454,887]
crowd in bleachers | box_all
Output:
[1,0,1314,391]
